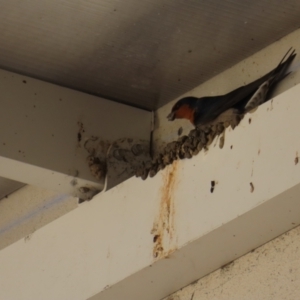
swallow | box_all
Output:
[167,48,296,127]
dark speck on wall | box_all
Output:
[77,132,82,142]
[177,127,183,136]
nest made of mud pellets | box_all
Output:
[135,115,243,180]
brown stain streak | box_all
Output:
[152,161,178,258]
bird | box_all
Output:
[167,48,296,127]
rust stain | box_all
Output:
[152,161,179,259]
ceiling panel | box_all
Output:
[0,0,300,110]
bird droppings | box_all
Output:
[24,233,33,243]
[270,99,274,111]
[77,121,85,147]
[77,185,101,202]
[79,187,90,193]
[295,152,299,165]
[220,261,235,273]
[250,182,255,193]
[219,132,225,149]
[70,178,78,186]
[87,156,107,181]
[153,234,160,243]
[177,127,183,136]
[210,180,217,193]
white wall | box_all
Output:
[164,224,300,300]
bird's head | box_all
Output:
[167,97,198,125]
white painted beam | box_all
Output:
[0,71,151,199]
[0,185,78,251]
[0,82,300,300]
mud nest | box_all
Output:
[135,116,243,180]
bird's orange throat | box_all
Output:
[175,104,195,124]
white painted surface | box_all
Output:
[164,225,300,300]
[0,185,77,251]
[0,70,151,197]
[0,84,300,300]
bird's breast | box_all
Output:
[176,104,195,125]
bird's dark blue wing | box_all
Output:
[194,48,296,125]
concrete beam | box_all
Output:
[0,71,151,199]
[0,82,300,300]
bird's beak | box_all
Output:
[167,111,175,121]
